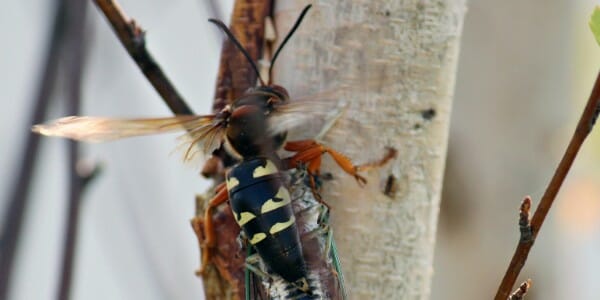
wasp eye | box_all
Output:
[269,85,290,102]
[266,97,280,114]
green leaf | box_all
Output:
[589,6,600,46]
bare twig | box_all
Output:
[0,0,69,298]
[56,0,90,298]
[92,0,193,115]
[494,70,600,299]
[508,279,532,300]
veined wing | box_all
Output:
[32,115,227,162]
[32,115,218,142]
[267,89,344,136]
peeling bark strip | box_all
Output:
[192,193,248,300]
[196,1,272,299]
[212,0,272,112]
[204,0,273,178]
[274,1,466,298]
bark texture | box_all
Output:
[273,1,466,298]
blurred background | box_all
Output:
[1,1,599,299]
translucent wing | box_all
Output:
[175,119,226,162]
[32,115,216,142]
[32,115,227,162]
[267,89,343,136]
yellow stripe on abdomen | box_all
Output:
[234,211,256,226]
[260,187,291,213]
[249,232,267,244]
[269,216,296,234]
[226,176,239,190]
[252,160,278,178]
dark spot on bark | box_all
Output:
[421,108,436,120]
[590,102,600,131]
[320,172,334,181]
[385,10,390,17]
[384,174,397,197]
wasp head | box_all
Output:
[224,85,289,159]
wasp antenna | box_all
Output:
[209,18,266,86]
[268,5,313,85]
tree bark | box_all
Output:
[273,1,466,298]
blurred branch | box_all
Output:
[494,70,600,299]
[508,279,532,300]
[92,0,194,115]
[0,0,69,298]
[57,0,91,299]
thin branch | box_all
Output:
[494,70,600,299]
[56,0,90,298]
[92,0,194,115]
[0,0,69,298]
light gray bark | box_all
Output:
[273,1,466,298]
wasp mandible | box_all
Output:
[33,4,394,294]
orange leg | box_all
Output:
[199,182,229,274]
[285,139,367,186]
[355,147,397,172]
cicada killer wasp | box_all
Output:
[33,4,394,295]
[243,168,349,299]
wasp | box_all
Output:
[33,4,393,294]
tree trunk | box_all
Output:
[273,1,466,298]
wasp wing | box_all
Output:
[267,89,344,136]
[33,115,227,163]
[175,119,226,162]
[32,115,216,142]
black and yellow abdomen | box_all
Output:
[226,157,308,288]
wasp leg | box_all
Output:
[199,182,229,274]
[245,253,271,279]
[190,216,205,276]
[355,147,397,172]
[284,139,367,186]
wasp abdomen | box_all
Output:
[226,158,308,286]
